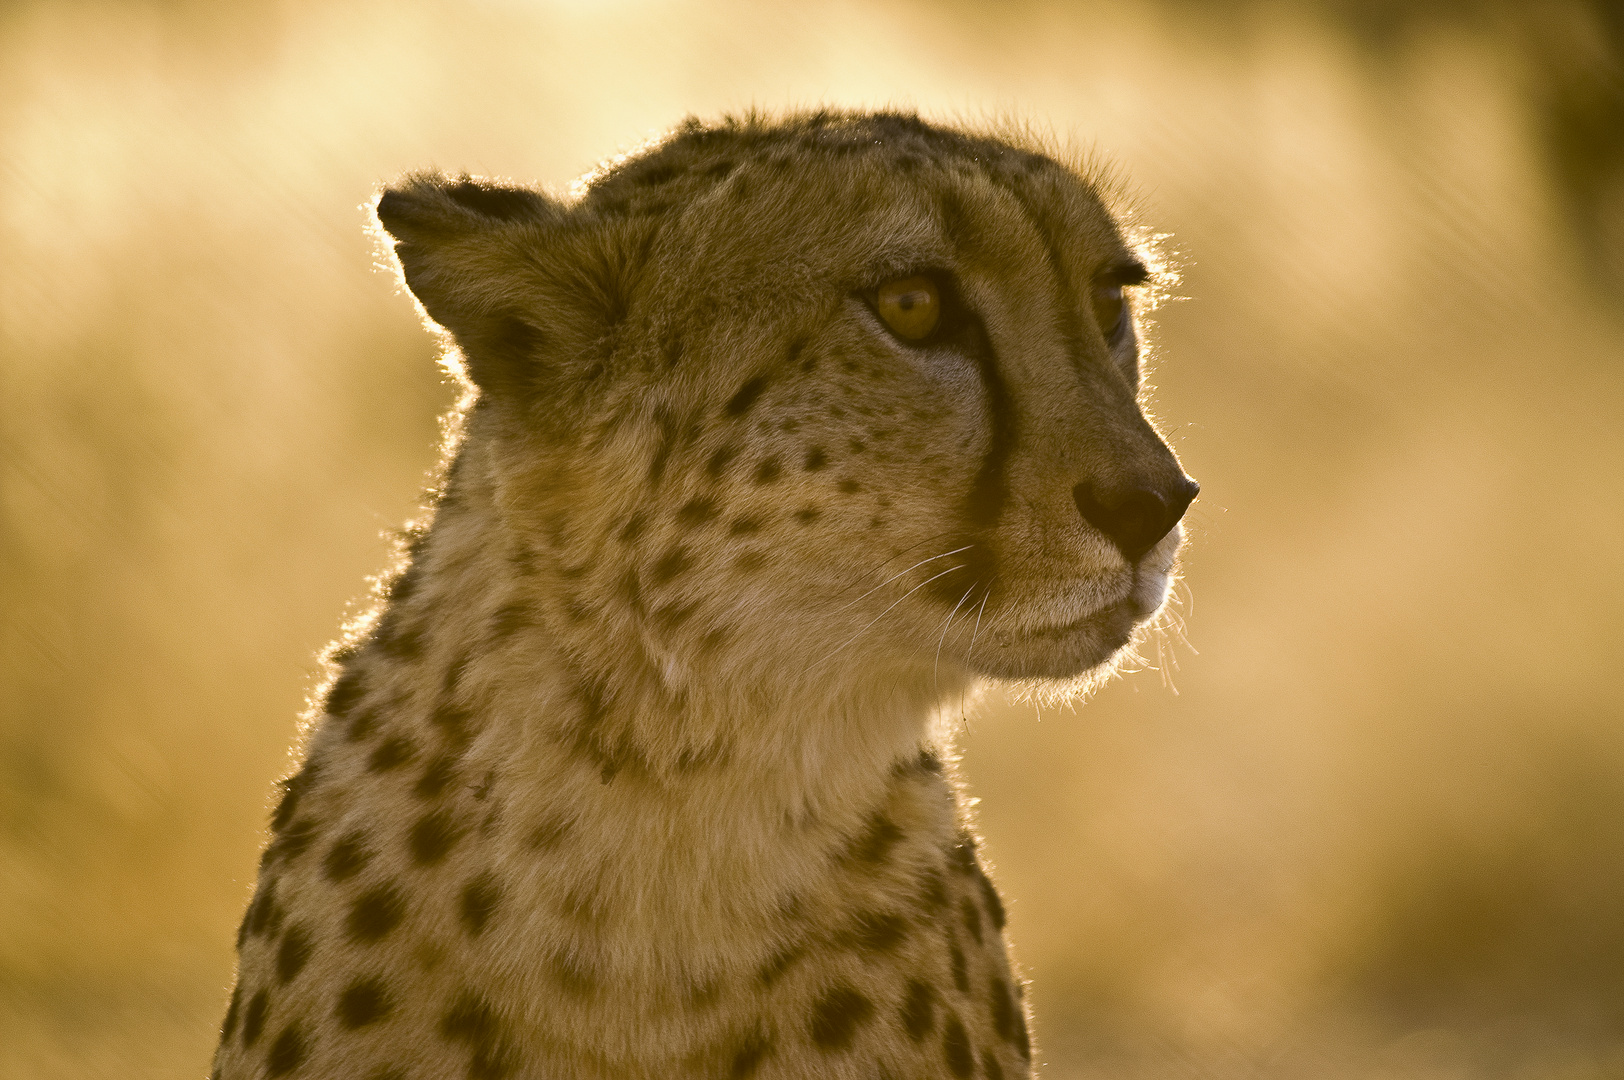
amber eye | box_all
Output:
[875,275,941,341]
[1091,283,1125,342]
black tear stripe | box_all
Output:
[926,309,1011,607]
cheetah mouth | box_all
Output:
[969,569,1172,678]
[1019,597,1142,645]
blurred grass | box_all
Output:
[2,1,1621,1077]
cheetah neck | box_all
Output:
[334,460,975,972]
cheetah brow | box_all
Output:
[812,560,968,671]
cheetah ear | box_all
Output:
[374,173,564,392]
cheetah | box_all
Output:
[212,111,1199,1080]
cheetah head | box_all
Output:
[375,113,1197,693]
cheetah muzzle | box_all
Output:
[213,111,1198,1080]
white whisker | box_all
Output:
[934,583,979,698]
[830,529,958,601]
[812,563,968,670]
[834,545,973,614]
[959,588,992,730]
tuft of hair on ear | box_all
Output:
[373,172,565,395]
[375,172,556,242]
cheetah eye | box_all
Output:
[1091,283,1125,344]
[875,276,941,341]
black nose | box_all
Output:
[1073,476,1200,563]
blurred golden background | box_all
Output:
[3,1,1622,1077]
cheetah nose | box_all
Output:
[1072,476,1200,563]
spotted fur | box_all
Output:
[212,110,1196,1079]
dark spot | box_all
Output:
[919,748,944,773]
[838,479,861,494]
[850,813,904,865]
[430,700,473,752]
[336,977,393,1029]
[950,938,969,992]
[488,603,534,639]
[549,950,597,995]
[220,984,243,1042]
[725,375,768,417]
[916,867,949,911]
[652,546,692,584]
[779,418,800,433]
[410,809,464,865]
[385,559,422,603]
[647,429,676,485]
[809,985,874,1051]
[977,870,1007,931]
[656,601,699,630]
[347,883,406,943]
[784,334,809,366]
[729,516,763,535]
[241,989,269,1047]
[943,1013,973,1078]
[795,507,821,524]
[324,830,371,882]
[733,551,767,574]
[461,873,501,936]
[528,818,570,851]
[441,991,519,1080]
[415,754,459,799]
[565,678,624,784]
[618,569,644,615]
[275,926,312,984]
[470,771,494,800]
[619,514,646,543]
[633,162,678,187]
[347,704,383,741]
[246,879,280,939]
[758,944,805,986]
[960,896,983,944]
[730,1030,771,1078]
[848,911,909,953]
[990,975,1023,1047]
[266,816,318,864]
[265,1023,305,1077]
[677,497,717,527]
[803,447,828,471]
[369,735,417,772]
[983,1048,1006,1080]
[848,438,866,453]
[901,979,935,1041]
[325,668,366,719]
[706,446,739,478]
[270,764,319,833]
[752,458,781,484]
